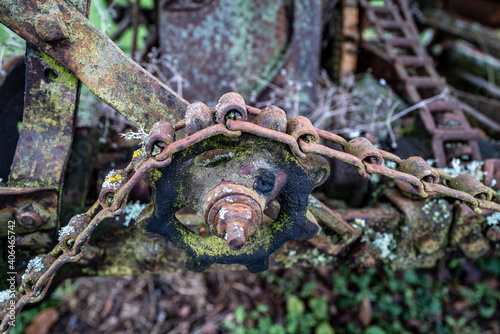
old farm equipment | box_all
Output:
[2,0,500,330]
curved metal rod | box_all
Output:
[299,140,369,178]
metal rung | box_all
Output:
[433,129,481,141]
[386,37,420,47]
[395,55,431,67]
[378,20,406,30]
[364,5,392,12]
[426,100,454,112]
[406,76,446,88]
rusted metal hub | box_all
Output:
[138,132,329,272]
[204,184,264,250]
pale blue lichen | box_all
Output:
[487,212,500,226]
[120,201,147,227]
[22,256,44,281]
[0,290,12,303]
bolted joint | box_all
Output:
[214,204,254,250]
[13,203,48,230]
[34,13,70,43]
[204,184,264,250]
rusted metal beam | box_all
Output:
[0,0,189,130]
[9,45,79,188]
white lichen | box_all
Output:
[22,256,44,281]
[430,158,485,181]
[120,201,147,227]
[120,127,149,147]
[0,290,12,303]
[372,232,397,260]
[102,169,124,190]
[308,197,321,208]
[219,207,228,220]
[487,212,500,227]
[58,224,76,242]
[354,218,366,228]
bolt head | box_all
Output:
[35,13,70,42]
[13,203,47,230]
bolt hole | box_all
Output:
[44,68,59,81]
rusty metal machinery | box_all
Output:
[2,88,500,330]
[2,0,500,331]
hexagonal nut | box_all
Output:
[35,13,70,42]
[13,203,49,230]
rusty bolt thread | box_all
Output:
[204,184,264,249]
[214,203,257,250]
[226,221,247,250]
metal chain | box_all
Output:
[2,103,499,332]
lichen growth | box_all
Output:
[120,201,148,227]
[487,212,500,226]
[0,290,12,303]
[22,256,44,281]
[58,224,75,241]
[102,169,125,190]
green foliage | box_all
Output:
[227,262,500,334]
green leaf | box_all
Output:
[309,297,329,321]
[364,325,387,334]
[287,295,305,315]
[235,306,246,325]
[316,322,335,334]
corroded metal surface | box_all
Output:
[9,45,79,188]
[158,0,322,107]
[0,0,188,130]
[0,188,58,236]
[4,91,500,331]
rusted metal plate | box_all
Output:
[0,0,188,130]
[9,45,79,188]
[158,0,322,108]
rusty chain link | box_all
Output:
[2,99,499,332]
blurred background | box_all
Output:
[2,0,500,333]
